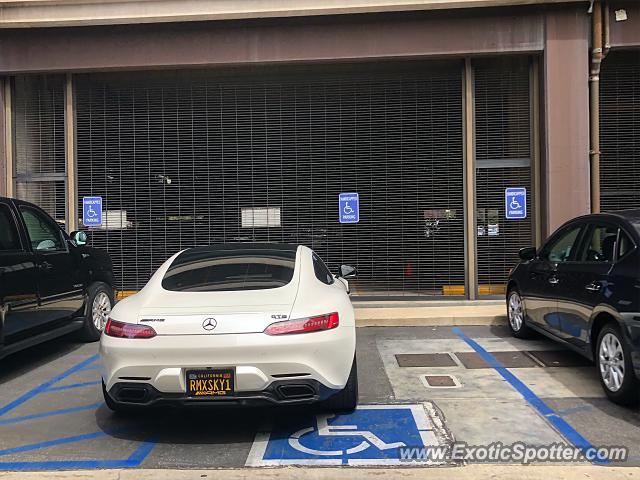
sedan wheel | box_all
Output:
[508,292,524,332]
[596,324,639,406]
[599,332,625,392]
[507,290,532,338]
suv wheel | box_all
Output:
[507,289,534,339]
[597,324,639,406]
[79,282,114,342]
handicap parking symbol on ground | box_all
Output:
[247,404,451,466]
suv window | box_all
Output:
[618,229,636,260]
[541,225,582,263]
[162,247,297,292]
[19,206,65,252]
[312,253,334,285]
[580,224,618,263]
[0,205,21,252]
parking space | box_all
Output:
[0,325,639,471]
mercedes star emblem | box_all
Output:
[202,318,217,331]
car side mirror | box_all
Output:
[518,246,537,261]
[71,231,88,246]
[338,265,357,278]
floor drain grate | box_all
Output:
[395,353,457,367]
[454,351,539,369]
[421,375,461,389]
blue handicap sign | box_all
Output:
[247,405,444,466]
[339,192,359,223]
[82,196,103,227]
[505,187,526,219]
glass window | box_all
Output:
[618,230,635,260]
[19,206,65,252]
[541,226,582,263]
[580,225,618,263]
[0,205,21,252]
[312,253,334,285]
[162,246,297,292]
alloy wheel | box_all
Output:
[599,332,625,392]
[92,291,112,331]
[508,292,524,332]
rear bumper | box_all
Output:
[106,378,339,408]
[99,325,356,393]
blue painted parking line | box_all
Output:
[0,440,157,471]
[0,355,98,418]
[247,404,449,466]
[0,431,113,457]
[45,381,102,393]
[0,354,157,470]
[0,403,103,427]
[452,327,608,465]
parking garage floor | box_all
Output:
[0,325,639,473]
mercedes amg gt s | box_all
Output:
[100,243,358,412]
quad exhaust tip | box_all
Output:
[277,384,316,400]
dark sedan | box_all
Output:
[507,211,640,406]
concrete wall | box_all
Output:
[542,6,590,235]
[609,2,640,48]
[0,0,586,28]
[0,10,544,73]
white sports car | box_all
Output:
[100,243,358,412]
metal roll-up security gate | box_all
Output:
[75,63,464,295]
[474,58,534,295]
[600,51,640,212]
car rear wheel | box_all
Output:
[79,282,114,342]
[507,289,534,339]
[322,358,358,412]
[596,324,639,406]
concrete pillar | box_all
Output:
[542,7,590,236]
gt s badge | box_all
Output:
[271,314,288,320]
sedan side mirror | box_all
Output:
[338,265,357,278]
[71,231,88,246]
[518,246,537,261]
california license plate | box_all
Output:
[186,369,234,397]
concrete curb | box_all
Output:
[1,465,637,480]
[355,304,507,327]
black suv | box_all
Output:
[0,196,114,359]
[507,211,640,406]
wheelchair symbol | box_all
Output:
[509,198,522,210]
[343,202,354,215]
[288,413,405,456]
[86,205,98,218]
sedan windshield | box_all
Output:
[161,246,297,292]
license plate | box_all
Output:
[186,369,234,397]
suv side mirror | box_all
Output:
[71,231,88,246]
[518,246,537,261]
[338,265,357,278]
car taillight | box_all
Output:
[264,312,339,335]
[104,318,157,339]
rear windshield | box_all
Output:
[162,247,297,292]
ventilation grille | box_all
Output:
[474,58,533,292]
[75,63,464,295]
[13,75,66,224]
[600,51,640,212]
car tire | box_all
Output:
[322,358,358,413]
[596,323,640,406]
[78,282,114,342]
[507,289,534,339]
